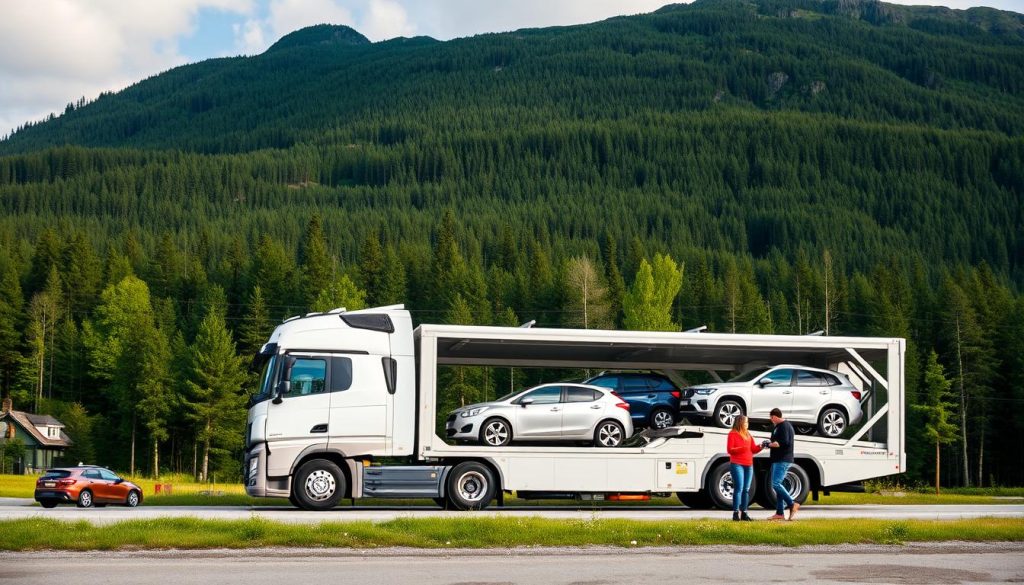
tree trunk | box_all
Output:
[954,316,970,487]
[152,436,159,478]
[200,420,211,483]
[935,439,940,496]
[129,414,136,476]
[977,413,985,488]
[192,437,198,482]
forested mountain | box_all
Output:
[0,0,1021,488]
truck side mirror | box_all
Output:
[273,356,297,404]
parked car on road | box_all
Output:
[34,466,143,508]
[583,372,681,430]
[446,383,633,447]
[680,365,864,437]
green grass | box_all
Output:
[0,517,1021,550]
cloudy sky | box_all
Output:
[1,0,1020,138]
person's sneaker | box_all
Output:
[741,513,753,521]
[786,502,801,520]
[768,514,786,521]
[732,512,740,521]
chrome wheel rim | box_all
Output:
[598,423,622,446]
[652,410,673,429]
[80,492,92,506]
[456,471,487,503]
[717,403,741,427]
[483,421,509,446]
[822,411,845,436]
[718,473,735,500]
[783,471,803,499]
[127,492,138,507]
[304,469,337,502]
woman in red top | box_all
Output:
[727,415,762,521]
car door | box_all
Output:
[99,468,127,503]
[513,386,563,438]
[81,469,109,501]
[620,376,652,423]
[560,386,603,438]
[792,369,829,422]
[264,354,332,445]
[749,368,795,419]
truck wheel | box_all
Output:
[593,420,625,447]
[760,463,810,509]
[676,491,713,509]
[817,408,848,438]
[480,418,512,446]
[292,459,346,511]
[446,461,496,510]
[650,408,674,430]
[706,460,757,511]
[714,400,743,428]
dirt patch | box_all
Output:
[814,563,992,584]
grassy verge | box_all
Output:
[0,517,1021,550]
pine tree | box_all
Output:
[0,250,24,397]
[602,234,625,328]
[915,350,958,495]
[299,214,332,309]
[358,230,385,305]
[239,286,272,358]
[183,310,247,482]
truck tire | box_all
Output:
[593,420,625,447]
[759,462,810,509]
[480,417,513,446]
[446,461,497,511]
[713,400,744,428]
[705,460,757,511]
[292,459,347,511]
[676,491,713,509]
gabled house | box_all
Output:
[0,397,72,474]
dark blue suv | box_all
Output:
[582,372,681,429]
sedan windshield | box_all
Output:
[727,367,770,383]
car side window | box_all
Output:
[565,387,599,403]
[83,469,101,479]
[288,358,327,396]
[761,369,794,386]
[622,377,650,391]
[648,376,676,391]
[330,356,353,392]
[795,370,825,386]
[518,386,562,404]
[99,469,119,481]
[824,374,841,386]
[588,376,618,390]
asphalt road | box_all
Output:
[1,543,1022,584]
[0,498,1023,523]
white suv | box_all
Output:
[680,365,864,438]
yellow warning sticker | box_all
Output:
[676,462,689,475]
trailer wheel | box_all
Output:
[676,491,713,509]
[292,459,346,511]
[480,417,513,446]
[705,460,757,511]
[759,463,810,509]
[593,420,625,447]
[446,461,496,511]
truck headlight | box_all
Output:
[461,407,488,417]
[694,388,718,395]
[248,457,258,476]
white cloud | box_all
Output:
[362,0,417,40]
[0,0,256,137]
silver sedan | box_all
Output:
[446,383,634,447]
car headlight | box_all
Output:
[461,407,488,417]
[694,388,718,395]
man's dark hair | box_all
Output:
[770,408,783,418]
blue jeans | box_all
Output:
[771,462,795,514]
[730,463,753,513]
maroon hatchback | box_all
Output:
[34,466,143,508]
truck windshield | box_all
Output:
[254,355,278,402]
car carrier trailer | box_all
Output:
[244,305,904,511]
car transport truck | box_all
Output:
[243,304,905,511]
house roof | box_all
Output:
[1,410,72,448]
